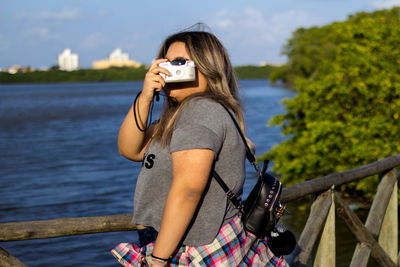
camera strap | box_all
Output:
[133,91,161,132]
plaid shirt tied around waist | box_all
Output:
[111,215,288,266]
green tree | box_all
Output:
[263,7,400,197]
[234,65,277,79]
[0,65,275,84]
[0,67,149,84]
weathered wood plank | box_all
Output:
[398,250,400,267]
[291,190,332,267]
[365,168,398,237]
[378,179,398,264]
[350,243,371,267]
[281,153,400,203]
[335,194,396,267]
[350,168,398,266]
[0,214,135,241]
[0,246,29,267]
[314,188,335,267]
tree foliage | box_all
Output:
[0,65,277,84]
[234,65,277,79]
[0,67,148,84]
[263,7,400,197]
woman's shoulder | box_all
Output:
[175,97,229,132]
[184,97,226,116]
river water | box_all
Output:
[0,80,363,266]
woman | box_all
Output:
[112,27,287,266]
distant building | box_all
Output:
[92,48,141,69]
[3,65,37,74]
[58,49,79,71]
[4,65,23,74]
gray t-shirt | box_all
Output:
[132,97,246,246]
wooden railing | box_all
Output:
[1,153,399,266]
[291,168,398,267]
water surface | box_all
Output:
[0,80,358,266]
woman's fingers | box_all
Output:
[149,59,170,74]
[144,71,166,88]
[141,59,170,101]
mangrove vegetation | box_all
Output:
[264,7,400,198]
[0,65,277,84]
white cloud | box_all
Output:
[213,8,265,32]
[81,33,108,49]
[27,27,50,38]
[371,0,400,8]
[24,27,60,41]
[215,18,233,29]
[211,8,323,49]
[267,10,322,40]
[16,7,80,21]
[40,8,80,20]
[208,8,329,64]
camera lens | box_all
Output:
[175,69,184,77]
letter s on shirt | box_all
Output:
[143,154,155,169]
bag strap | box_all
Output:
[220,106,256,165]
[212,170,242,208]
[212,105,259,209]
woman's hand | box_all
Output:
[140,58,171,103]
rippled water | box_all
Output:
[0,80,361,266]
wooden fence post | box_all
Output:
[291,190,332,267]
[314,187,335,267]
[378,177,398,265]
[349,168,398,267]
[0,247,28,267]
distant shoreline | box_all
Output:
[0,65,278,84]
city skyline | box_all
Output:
[2,47,141,72]
[1,0,399,69]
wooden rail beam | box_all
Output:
[281,153,400,203]
[1,156,399,242]
[0,214,135,241]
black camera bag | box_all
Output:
[241,164,282,237]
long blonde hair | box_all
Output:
[153,29,251,148]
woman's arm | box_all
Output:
[118,58,170,161]
[117,98,153,161]
[151,148,215,263]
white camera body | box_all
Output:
[159,60,196,83]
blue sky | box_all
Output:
[1,0,399,69]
